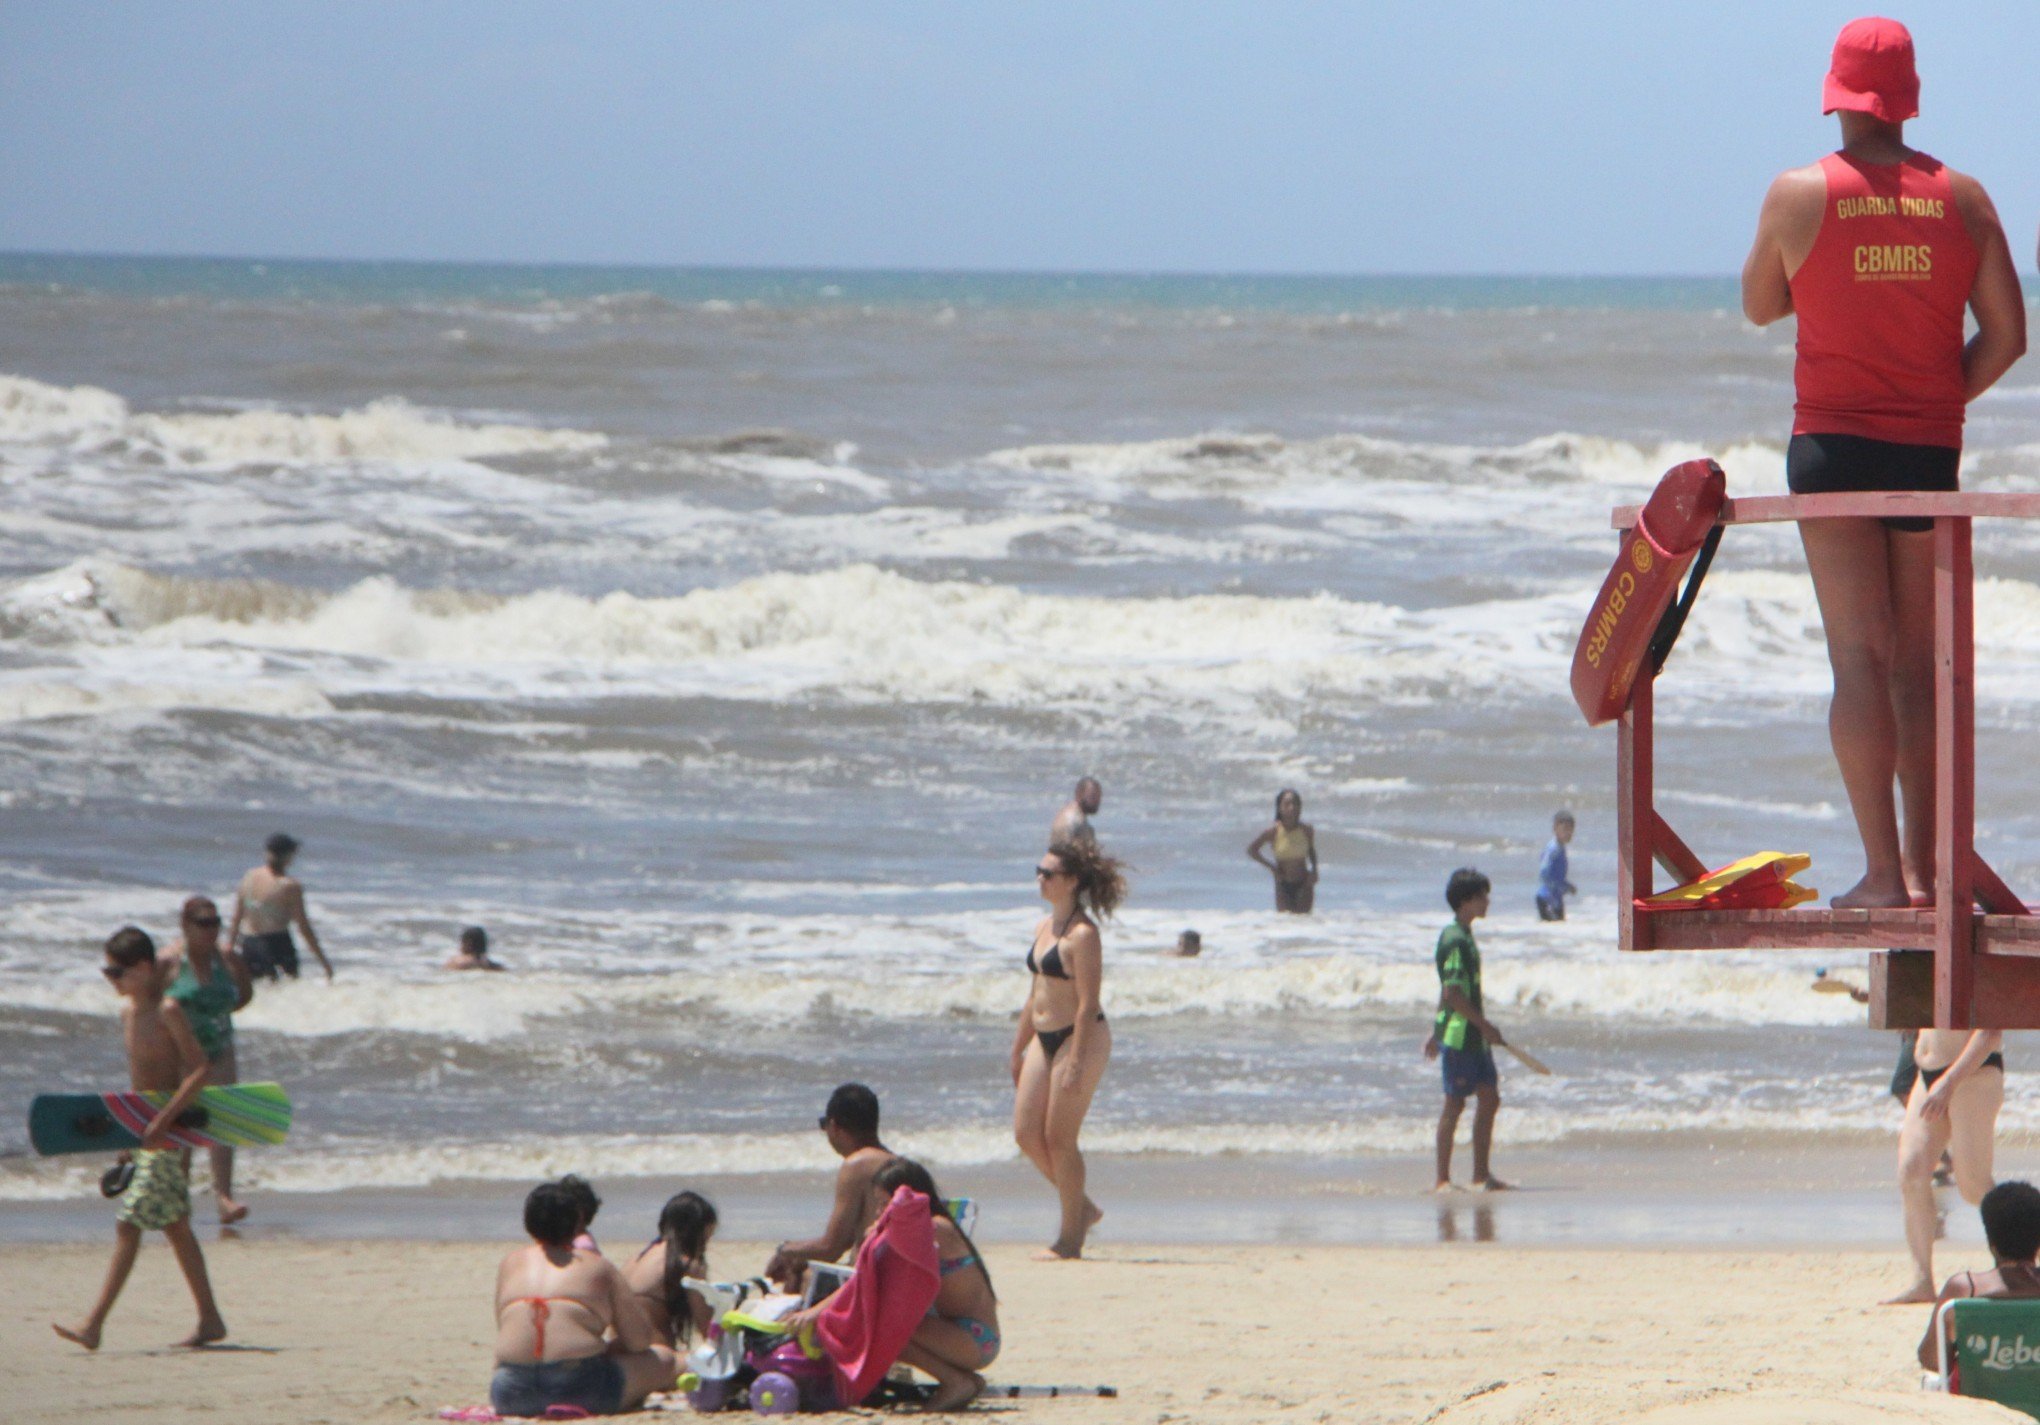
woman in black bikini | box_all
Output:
[1010,838,1125,1261]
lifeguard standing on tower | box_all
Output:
[1740,17,2024,1305]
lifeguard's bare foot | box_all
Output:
[1831,875,1911,910]
[1032,1242,1082,1261]
[1881,1283,1937,1306]
[1476,1176,1514,1192]
[175,1317,227,1348]
[1432,1180,1458,1194]
[217,1198,249,1226]
[52,1322,101,1351]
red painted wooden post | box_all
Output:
[1934,516,1976,1027]
[1618,669,1655,950]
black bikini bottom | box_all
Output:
[1919,1053,2005,1093]
[1039,1013,1106,1061]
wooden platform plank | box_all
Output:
[1633,906,1938,952]
[1612,491,2040,530]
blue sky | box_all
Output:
[3,2,2035,275]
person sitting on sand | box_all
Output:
[1918,1180,2040,1368]
[765,1083,893,1290]
[1889,1026,2003,1303]
[784,1157,996,1413]
[444,925,504,972]
[491,1181,677,1417]
[54,927,227,1351]
[1424,868,1511,1193]
[624,1190,718,1349]
[159,894,255,1224]
[228,832,334,980]
[1247,789,1317,914]
[559,1173,603,1255]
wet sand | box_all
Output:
[6,1237,2028,1424]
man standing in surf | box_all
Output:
[1740,17,2023,910]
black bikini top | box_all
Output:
[1026,918,1083,980]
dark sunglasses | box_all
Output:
[101,963,132,982]
[1035,865,1062,879]
[188,915,221,929]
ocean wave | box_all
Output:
[982,430,1791,511]
[0,373,604,467]
[0,1097,2008,1202]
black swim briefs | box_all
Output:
[1786,432,1959,534]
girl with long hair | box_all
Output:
[1012,837,1124,1260]
[622,1190,718,1349]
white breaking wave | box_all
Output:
[0,373,604,466]
[12,556,2040,726]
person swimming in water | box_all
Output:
[1050,777,1101,848]
[1012,838,1124,1260]
[227,833,333,981]
[445,925,505,972]
[1247,788,1317,913]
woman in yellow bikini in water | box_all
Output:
[1247,788,1317,913]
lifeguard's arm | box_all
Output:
[1059,922,1105,1084]
[1741,168,1825,326]
[141,1003,214,1148]
[1952,175,2027,401]
[606,1261,655,1353]
[1440,985,1502,1046]
[288,882,334,980]
[1245,825,1277,871]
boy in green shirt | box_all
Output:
[1425,868,1510,1192]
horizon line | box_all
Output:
[0,247,1738,284]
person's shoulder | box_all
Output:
[1940,165,2004,232]
[1762,163,1829,220]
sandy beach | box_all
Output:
[6,1237,2029,1425]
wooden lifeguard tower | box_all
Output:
[1608,490,2039,1031]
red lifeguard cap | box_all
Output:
[1822,17,1919,122]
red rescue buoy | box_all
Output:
[1571,459,1726,726]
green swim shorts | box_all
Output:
[116,1149,191,1231]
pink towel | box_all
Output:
[813,1185,942,1405]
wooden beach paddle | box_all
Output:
[1501,1042,1553,1076]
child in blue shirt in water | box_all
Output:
[1536,811,1577,921]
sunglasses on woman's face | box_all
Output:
[1035,865,1061,879]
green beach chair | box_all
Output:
[1929,1298,2040,1419]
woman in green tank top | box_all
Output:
[160,896,254,1224]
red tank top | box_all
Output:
[1789,152,1977,448]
